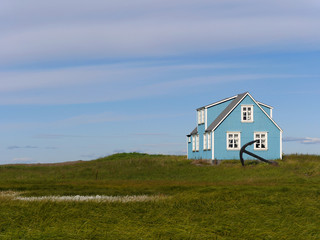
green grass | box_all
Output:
[0,153,320,239]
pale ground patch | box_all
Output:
[0,191,167,202]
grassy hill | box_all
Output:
[0,153,320,239]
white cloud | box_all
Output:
[283,137,320,144]
[0,60,311,105]
[0,0,320,66]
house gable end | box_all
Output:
[206,92,282,132]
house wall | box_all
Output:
[214,95,281,160]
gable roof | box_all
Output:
[205,92,282,132]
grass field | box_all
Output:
[0,153,320,239]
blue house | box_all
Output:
[187,92,283,161]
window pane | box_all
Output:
[261,134,265,138]
[229,134,233,138]
[256,134,260,138]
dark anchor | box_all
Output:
[239,140,278,166]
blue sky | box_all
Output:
[1,0,320,164]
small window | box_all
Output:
[241,105,253,122]
[201,109,205,124]
[207,133,211,150]
[203,134,207,150]
[227,132,241,150]
[192,136,196,152]
[254,132,268,150]
[196,135,199,151]
[198,109,205,124]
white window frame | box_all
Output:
[254,132,268,151]
[226,132,241,150]
[201,109,205,124]
[196,135,199,151]
[241,105,254,123]
[207,133,211,150]
[203,134,207,150]
[192,135,195,152]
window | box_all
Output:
[207,133,211,150]
[201,109,205,124]
[188,137,191,143]
[203,134,207,150]
[241,105,253,122]
[198,109,205,124]
[254,132,268,150]
[196,135,199,151]
[192,136,196,151]
[227,132,241,150]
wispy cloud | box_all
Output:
[7,145,58,150]
[1,0,320,67]
[7,145,38,150]
[12,157,33,163]
[33,134,94,139]
[0,60,312,105]
[283,137,320,144]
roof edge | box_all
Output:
[196,95,237,110]
[257,101,274,109]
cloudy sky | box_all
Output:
[1,0,320,163]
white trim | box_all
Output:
[205,108,207,129]
[196,135,199,151]
[204,96,237,109]
[203,133,207,150]
[241,104,254,123]
[254,132,268,151]
[212,131,215,160]
[212,94,247,131]
[270,109,273,118]
[280,131,283,159]
[257,101,274,109]
[247,92,282,132]
[226,132,241,150]
[186,137,189,158]
[207,132,211,150]
[212,92,283,132]
[192,135,196,152]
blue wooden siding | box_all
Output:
[214,95,280,160]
